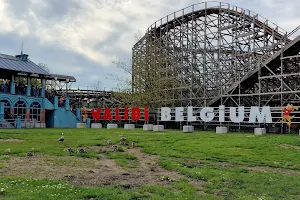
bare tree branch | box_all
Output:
[92,80,102,90]
[38,63,51,73]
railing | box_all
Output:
[31,87,42,97]
[21,120,46,128]
[1,119,15,128]
[287,25,300,39]
[0,84,9,94]
[0,83,44,98]
[147,1,287,38]
[68,85,124,92]
[3,119,46,128]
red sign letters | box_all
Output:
[88,106,149,121]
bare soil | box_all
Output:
[0,139,24,143]
[248,166,300,176]
[0,146,205,191]
[279,144,300,150]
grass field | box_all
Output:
[0,128,300,200]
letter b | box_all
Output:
[132,107,141,120]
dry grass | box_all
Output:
[0,139,24,143]
[279,144,300,150]
[248,166,300,176]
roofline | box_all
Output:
[46,74,76,82]
[0,69,76,82]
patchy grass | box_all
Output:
[0,178,211,200]
[115,159,139,168]
[0,128,300,199]
[106,152,138,168]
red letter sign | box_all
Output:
[144,106,149,121]
[102,108,112,120]
[124,106,129,120]
[115,108,122,120]
[132,107,141,120]
[91,108,101,120]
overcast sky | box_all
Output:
[0,0,299,90]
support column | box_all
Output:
[10,75,15,95]
[25,109,30,122]
[76,108,82,121]
[65,97,70,111]
[86,118,91,128]
[40,109,45,123]
[41,79,45,98]
[26,78,31,96]
[54,96,58,109]
[15,117,21,129]
[0,102,4,122]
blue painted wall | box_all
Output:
[43,98,55,110]
[0,93,43,108]
[50,108,79,128]
[0,93,79,128]
[0,102,4,122]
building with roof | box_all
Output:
[0,52,81,128]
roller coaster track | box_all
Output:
[208,35,300,106]
[132,2,300,132]
[133,2,292,107]
[56,89,121,108]
[287,25,300,38]
[149,7,290,44]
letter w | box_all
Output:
[91,108,101,121]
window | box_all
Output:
[14,100,26,120]
[30,102,41,121]
[1,100,11,120]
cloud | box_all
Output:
[0,0,299,89]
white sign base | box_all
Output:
[254,128,266,135]
[153,125,164,131]
[107,124,118,129]
[77,123,87,128]
[143,124,153,131]
[183,125,194,133]
[91,123,102,128]
[124,124,135,129]
[216,127,228,134]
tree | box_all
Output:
[106,58,132,92]
[106,31,143,92]
[29,63,51,87]
[92,80,103,90]
[108,30,180,110]
[38,63,51,73]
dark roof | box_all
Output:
[46,74,76,82]
[0,54,50,75]
[0,53,76,82]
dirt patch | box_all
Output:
[1,155,101,181]
[87,146,115,153]
[0,139,23,143]
[248,166,300,176]
[219,162,236,168]
[73,147,200,188]
[0,147,205,192]
[214,189,233,198]
[279,144,300,150]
